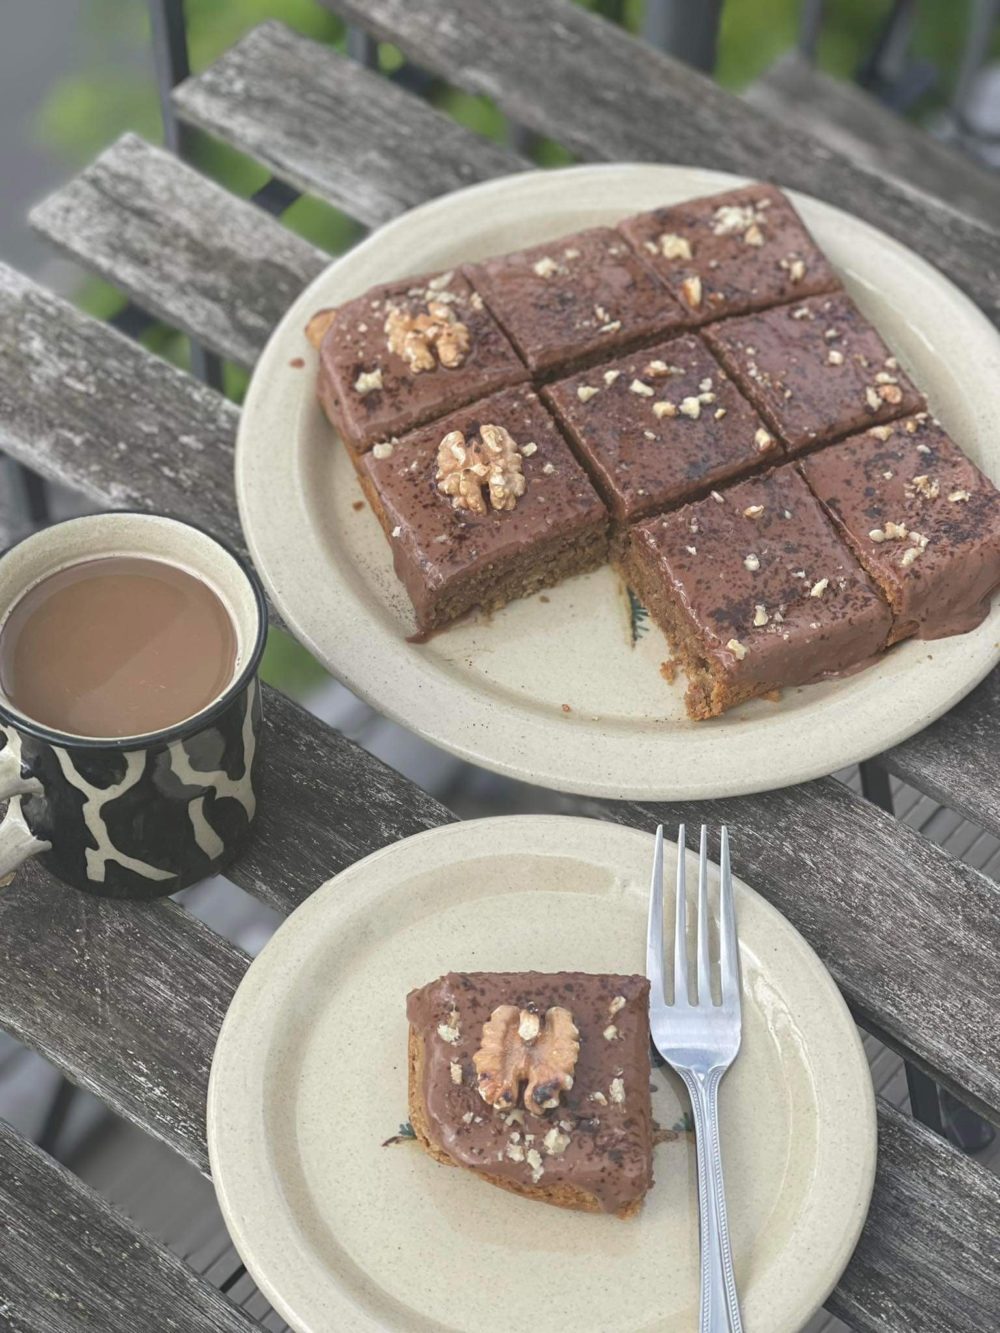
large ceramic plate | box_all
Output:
[237,164,1000,799]
[208,816,876,1333]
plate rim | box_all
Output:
[208,814,877,1333]
[236,161,1000,800]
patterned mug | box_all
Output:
[0,512,267,899]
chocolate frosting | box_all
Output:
[631,465,892,686]
[318,268,527,450]
[704,292,924,452]
[801,415,1000,639]
[544,333,780,521]
[360,386,607,628]
[467,227,685,373]
[407,972,653,1214]
[617,182,839,324]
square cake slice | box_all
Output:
[315,268,527,452]
[703,292,924,454]
[543,334,781,523]
[357,385,608,631]
[618,466,892,719]
[800,414,1000,643]
[617,183,839,324]
[406,971,653,1218]
[465,227,687,375]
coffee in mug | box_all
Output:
[0,513,267,899]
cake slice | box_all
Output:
[356,385,608,632]
[800,413,1000,642]
[543,333,781,523]
[617,182,840,324]
[406,971,653,1217]
[315,267,527,453]
[703,292,923,454]
[466,226,687,375]
[617,466,892,719]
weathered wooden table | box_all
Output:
[2,4,1000,1330]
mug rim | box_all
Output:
[0,510,269,750]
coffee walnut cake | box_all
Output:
[406,972,654,1217]
[312,180,1000,718]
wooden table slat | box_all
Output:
[0,863,997,1333]
[1,263,998,1129]
[0,1116,264,1332]
[0,263,242,550]
[320,0,1000,330]
[30,132,328,368]
[172,20,529,228]
[881,668,1000,843]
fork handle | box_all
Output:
[683,1068,744,1333]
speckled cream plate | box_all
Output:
[237,164,1000,799]
[208,816,876,1333]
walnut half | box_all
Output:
[473,1004,579,1115]
[385,300,471,373]
[436,423,527,515]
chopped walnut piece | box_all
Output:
[726,638,748,660]
[865,386,881,411]
[630,379,654,397]
[371,440,395,460]
[744,553,760,571]
[604,368,621,386]
[869,425,893,442]
[869,529,886,543]
[473,1004,580,1115]
[879,383,903,405]
[436,424,526,515]
[385,300,471,374]
[653,400,677,419]
[526,1147,544,1183]
[542,1126,571,1156]
[827,349,844,366]
[532,256,560,278]
[680,275,703,310]
[712,203,760,236]
[602,1025,619,1041]
[809,578,829,597]
[437,1022,460,1044]
[609,995,627,1015]
[577,385,600,403]
[753,604,769,627]
[449,1061,463,1085]
[589,1090,608,1105]
[609,1076,626,1104]
[744,223,765,247]
[353,368,383,396]
[949,489,971,503]
[305,306,337,348]
[679,396,702,419]
[658,232,693,260]
[754,428,775,453]
[884,520,909,540]
[900,546,922,568]
[911,474,940,500]
[743,504,764,519]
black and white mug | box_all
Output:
[0,512,267,899]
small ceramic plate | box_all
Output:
[208,816,876,1333]
[237,164,1000,799]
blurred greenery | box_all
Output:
[31,0,995,699]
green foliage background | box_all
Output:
[33,0,988,697]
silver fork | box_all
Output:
[648,824,743,1333]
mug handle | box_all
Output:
[0,741,51,882]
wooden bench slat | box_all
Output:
[0,1116,264,1332]
[173,21,529,228]
[881,667,1000,843]
[30,133,328,368]
[0,263,242,550]
[1,264,998,1130]
[746,52,1000,231]
[321,0,1000,330]
[0,864,995,1333]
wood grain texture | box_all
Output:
[746,54,1000,232]
[173,21,529,227]
[595,785,1000,1128]
[30,133,328,367]
[321,0,1000,327]
[881,667,1000,843]
[827,1101,1000,1333]
[0,1116,264,1333]
[0,263,241,549]
[0,862,247,1174]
